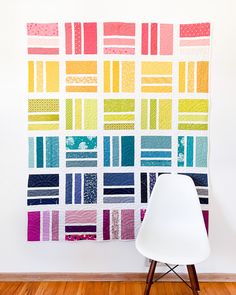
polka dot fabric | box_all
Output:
[180,23,210,37]
[27,23,58,36]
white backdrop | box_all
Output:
[0,0,236,273]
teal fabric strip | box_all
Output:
[104,137,110,167]
[36,137,44,168]
[66,160,97,167]
[177,136,184,167]
[66,152,97,159]
[112,136,119,167]
[46,137,59,168]
[196,137,208,167]
[141,151,171,158]
[121,136,134,166]
[187,136,193,167]
[141,160,171,166]
[141,136,171,149]
[66,136,97,150]
[28,137,34,168]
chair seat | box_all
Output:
[136,231,210,265]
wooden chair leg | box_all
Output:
[187,265,200,294]
[144,260,157,295]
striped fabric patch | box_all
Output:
[142,23,173,55]
[104,61,135,92]
[65,173,97,204]
[65,61,97,92]
[141,99,172,130]
[103,209,135,240]
[179,61,209,93]
[66,136,97,167]
[141,62,172,93]
[65,22,97,54]
[179,23,210,56]
[28,136,59,168]
[103,173,135,204]
[103,22,135,54]
[140,172,157,203]
[27,23,59,55]
[178,99,208,130]
[66,98,97,130]
[28,99,59,131]
[28,210,59,241]
[103,136,135,167]
[104,99,135,130]
[28,61,59,92]
[141,136,172,166]
[27,174,59,206]
[65,210,97,241]
[179,172,208,202]
[178,136,208,168]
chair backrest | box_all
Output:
[135,174,210,265]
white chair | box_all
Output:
[135,174,210,295]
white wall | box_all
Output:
[0,0,236,273]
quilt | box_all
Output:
[26,22,210,241]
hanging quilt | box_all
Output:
[26,22,210,241]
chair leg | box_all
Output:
[187,265,200,294]
[144,260,157,295]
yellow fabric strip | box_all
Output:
[75,99,82,130]
[112,61,120,92]
[36,61,43,92]
[141,77,172,84]
[66,86,97,92]
[28,114,59,122]
[104,99,135,112]
[141,99,148,130]
[141,86,172,93]
[197,61,209,93]
[142,62,172,75]
[28,61,34,92]
[188,62,194,93]
[178,114,208,122]
[46,61,59,92]
[104,61,110,92]
[66,99,73,130]
[178,123,208,130]
[66,76,97,84]
[28,124,59,131]
[159,99,172,130]
[178,99,208,113]
[84,99,97,130]
[28,99,59,113]
[150,99,157,129]
[104,114,135,122]
[66,61,97,74]
[179,62,185,92]
[104,123,134,130]
[122,61,135,92]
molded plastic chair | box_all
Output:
[135,174,210,295]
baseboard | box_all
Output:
[0,273,235,282]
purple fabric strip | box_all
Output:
[103,210,110,240]
[43,211,50,241]
[52,211,59,241]
[65,225,96,233]
[28,211,40,241]
[121,209,134,240]
[202,210,209,233]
